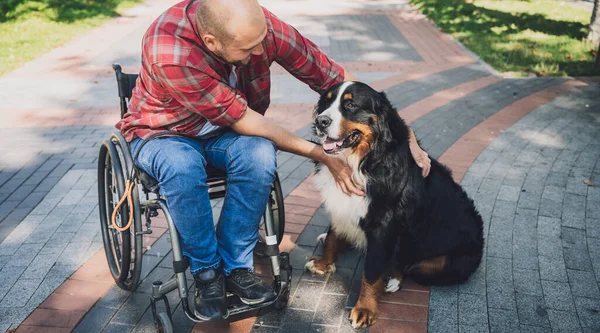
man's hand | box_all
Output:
[231,108,364,196]
[408,128,431,177]
[322,154,365,196]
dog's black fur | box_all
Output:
[315,82,484,286]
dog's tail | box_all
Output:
[408,251,482,286]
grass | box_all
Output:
[409,0,600,77]
[0,0,142,76]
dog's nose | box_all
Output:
[316,115,332,130]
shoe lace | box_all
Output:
[200,275,223,295]
[232,270,260,285]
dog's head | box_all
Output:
[313,81,397,159]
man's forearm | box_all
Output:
[231,108,329,164]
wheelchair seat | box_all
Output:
[112,64,228,194]
[137,162,226,194]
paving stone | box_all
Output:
[568,270,600,299]
[312,294,346,326]
[537,216,561,237]
[516,294,550,327]
[111,292,151,325]
[513,269,542,296]
[290,279,325,311]
[297,225,328,247]
[489,308,519,333]
[73,305,118,333]
[539,198,563,218]
[547,309,582,333]
[458,293,488,327]
[487,281,517,311]
[428,307,458,333]
[541,280,576,312]
[586,218,600,239]
[491,200,517,219]
[539,255,568,283]
[563,246,592,272]
[497,185,520,202]
[323,267,353,295]
[279,308,314,333]
[574,297,600,330]
[0,278,40,307]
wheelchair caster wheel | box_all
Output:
[274,288,290,310]
[156,312,173,333]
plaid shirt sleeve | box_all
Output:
[267,10,345,93]
[152,64,248,127]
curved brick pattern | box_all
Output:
[1,0,599,332]
[411,77,566,159]
[428,83,600,333]
[385,64,491,111]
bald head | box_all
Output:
[196,0,266,44]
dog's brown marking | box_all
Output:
[393,270,404,284]
[343,93,353,100]
[309,230,348,273]
[414,256,447,275]
[340,120,375,159]
[350,275,385,328]
[327,92,333,99]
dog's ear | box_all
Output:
[369,92,394,143]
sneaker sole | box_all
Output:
[238,293,276,306]
[194,308,230,321]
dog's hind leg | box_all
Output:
[304,229,348,275]
[409,252,481,286]
[384,270,404,293]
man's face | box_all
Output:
[214,25,267,66]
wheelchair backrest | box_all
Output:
[112,63,139,119]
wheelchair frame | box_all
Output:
[97,64,292,332]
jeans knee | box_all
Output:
[229,137,276,182]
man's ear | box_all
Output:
[202,33,219,52]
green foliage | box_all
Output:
[0,0,141,75]
[410,0,599,76]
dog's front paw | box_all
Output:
[304,258,336,275]
[349,305,378,328]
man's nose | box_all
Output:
[316,115,332,130]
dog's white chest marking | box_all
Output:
[315,156,369,249]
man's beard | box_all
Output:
[215,50,246,67]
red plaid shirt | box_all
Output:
[116,0,345,141]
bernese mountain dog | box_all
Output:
[304,81,484,329]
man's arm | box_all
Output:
[231,107,364,196]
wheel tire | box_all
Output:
[274,288,290,310]
[270,174,286,244]
[98,140,132,285]
[156,312,173,333]
[110,134,143,291]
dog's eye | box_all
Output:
[345,101,357,110]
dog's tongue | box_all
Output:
[323,138,343,151]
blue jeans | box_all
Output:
[130,131,277,276]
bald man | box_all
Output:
[116,0,430,320]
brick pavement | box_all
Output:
[0,0,599,332]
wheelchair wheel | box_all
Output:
[98,134,143,291]
[110,133,143,291]
[98,140,132,286]
[257,174,286,251]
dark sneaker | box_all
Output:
[227,269,276,305]
[193,268,228,320]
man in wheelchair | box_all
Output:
[115,0,430,321]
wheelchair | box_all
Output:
[97,64,292,332]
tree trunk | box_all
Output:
[590,0,600,44]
